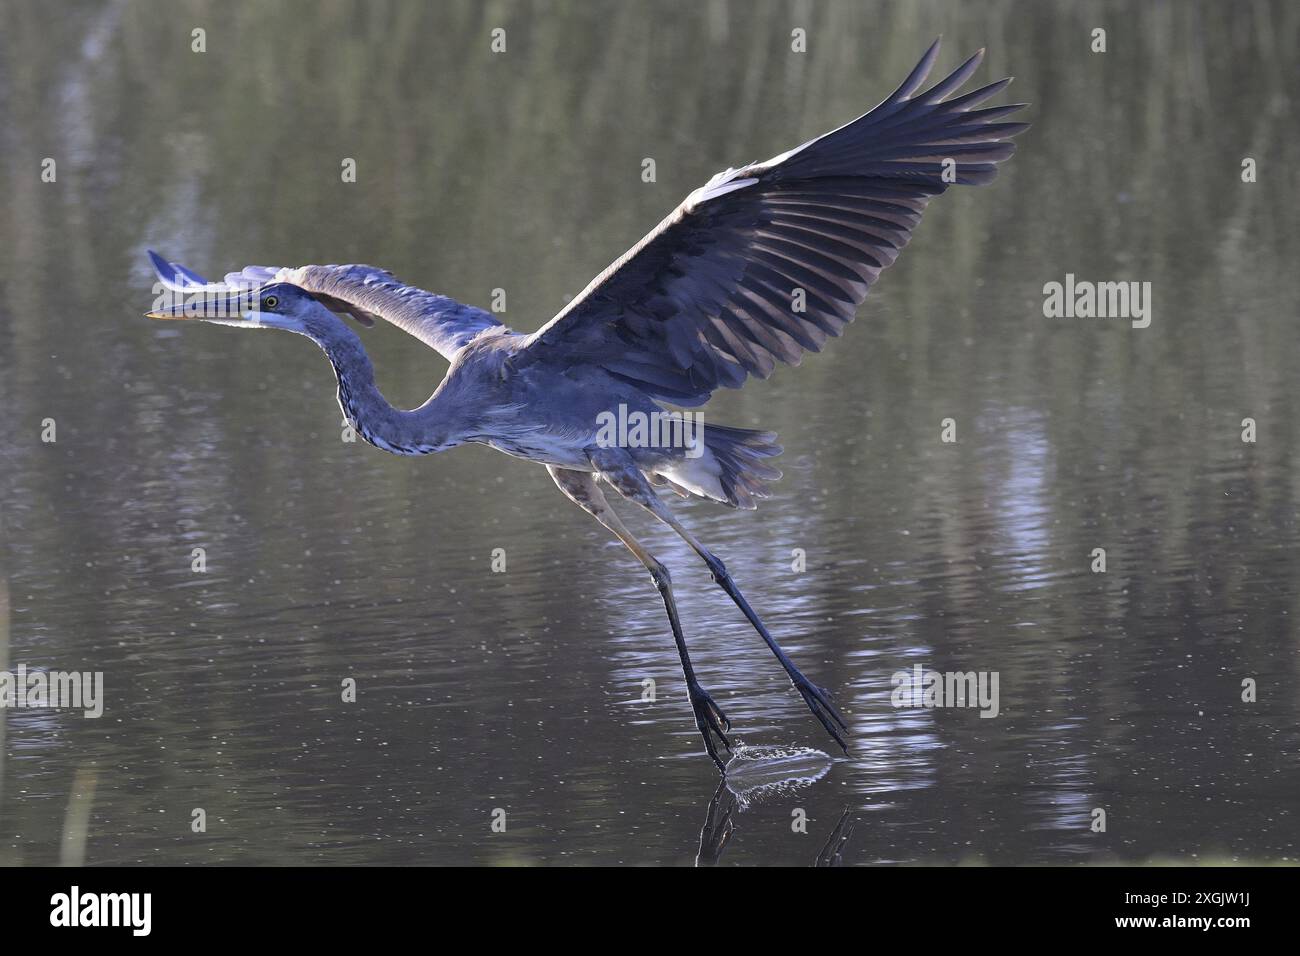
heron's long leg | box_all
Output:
[586,447,848,752]
[546,466,732,772]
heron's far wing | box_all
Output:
[512,40,1027,406]
[147,250,216,291]
[147,252,503,360]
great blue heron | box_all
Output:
[145,40,1026,772]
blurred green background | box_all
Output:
[0,0,1297,865]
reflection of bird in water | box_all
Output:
[145,39,1026,772]
[813,809,856,868]
[696,779,855,867]
[696,782,739,865]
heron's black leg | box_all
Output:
[682,540,849,751]
[585,449,849,752]
[547,466,732,773]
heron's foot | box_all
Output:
[688,682,732,774]
[793,677,850,753]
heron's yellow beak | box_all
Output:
[145,290,260,322]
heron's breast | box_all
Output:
[481,431,593,469]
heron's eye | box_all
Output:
[262,295,279,311]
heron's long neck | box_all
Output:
[313,324,447,456]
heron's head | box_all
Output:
[146,282,334,335]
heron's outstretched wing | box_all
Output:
[147,252,502,360]
[512,41,1027,406]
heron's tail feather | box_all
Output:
[648,423,782,509]
[704,424,783,510]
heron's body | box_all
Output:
[446,334,653,471]
[145,40,1027,772]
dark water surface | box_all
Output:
[1,0,1298,865]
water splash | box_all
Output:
[724,744,833,808]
